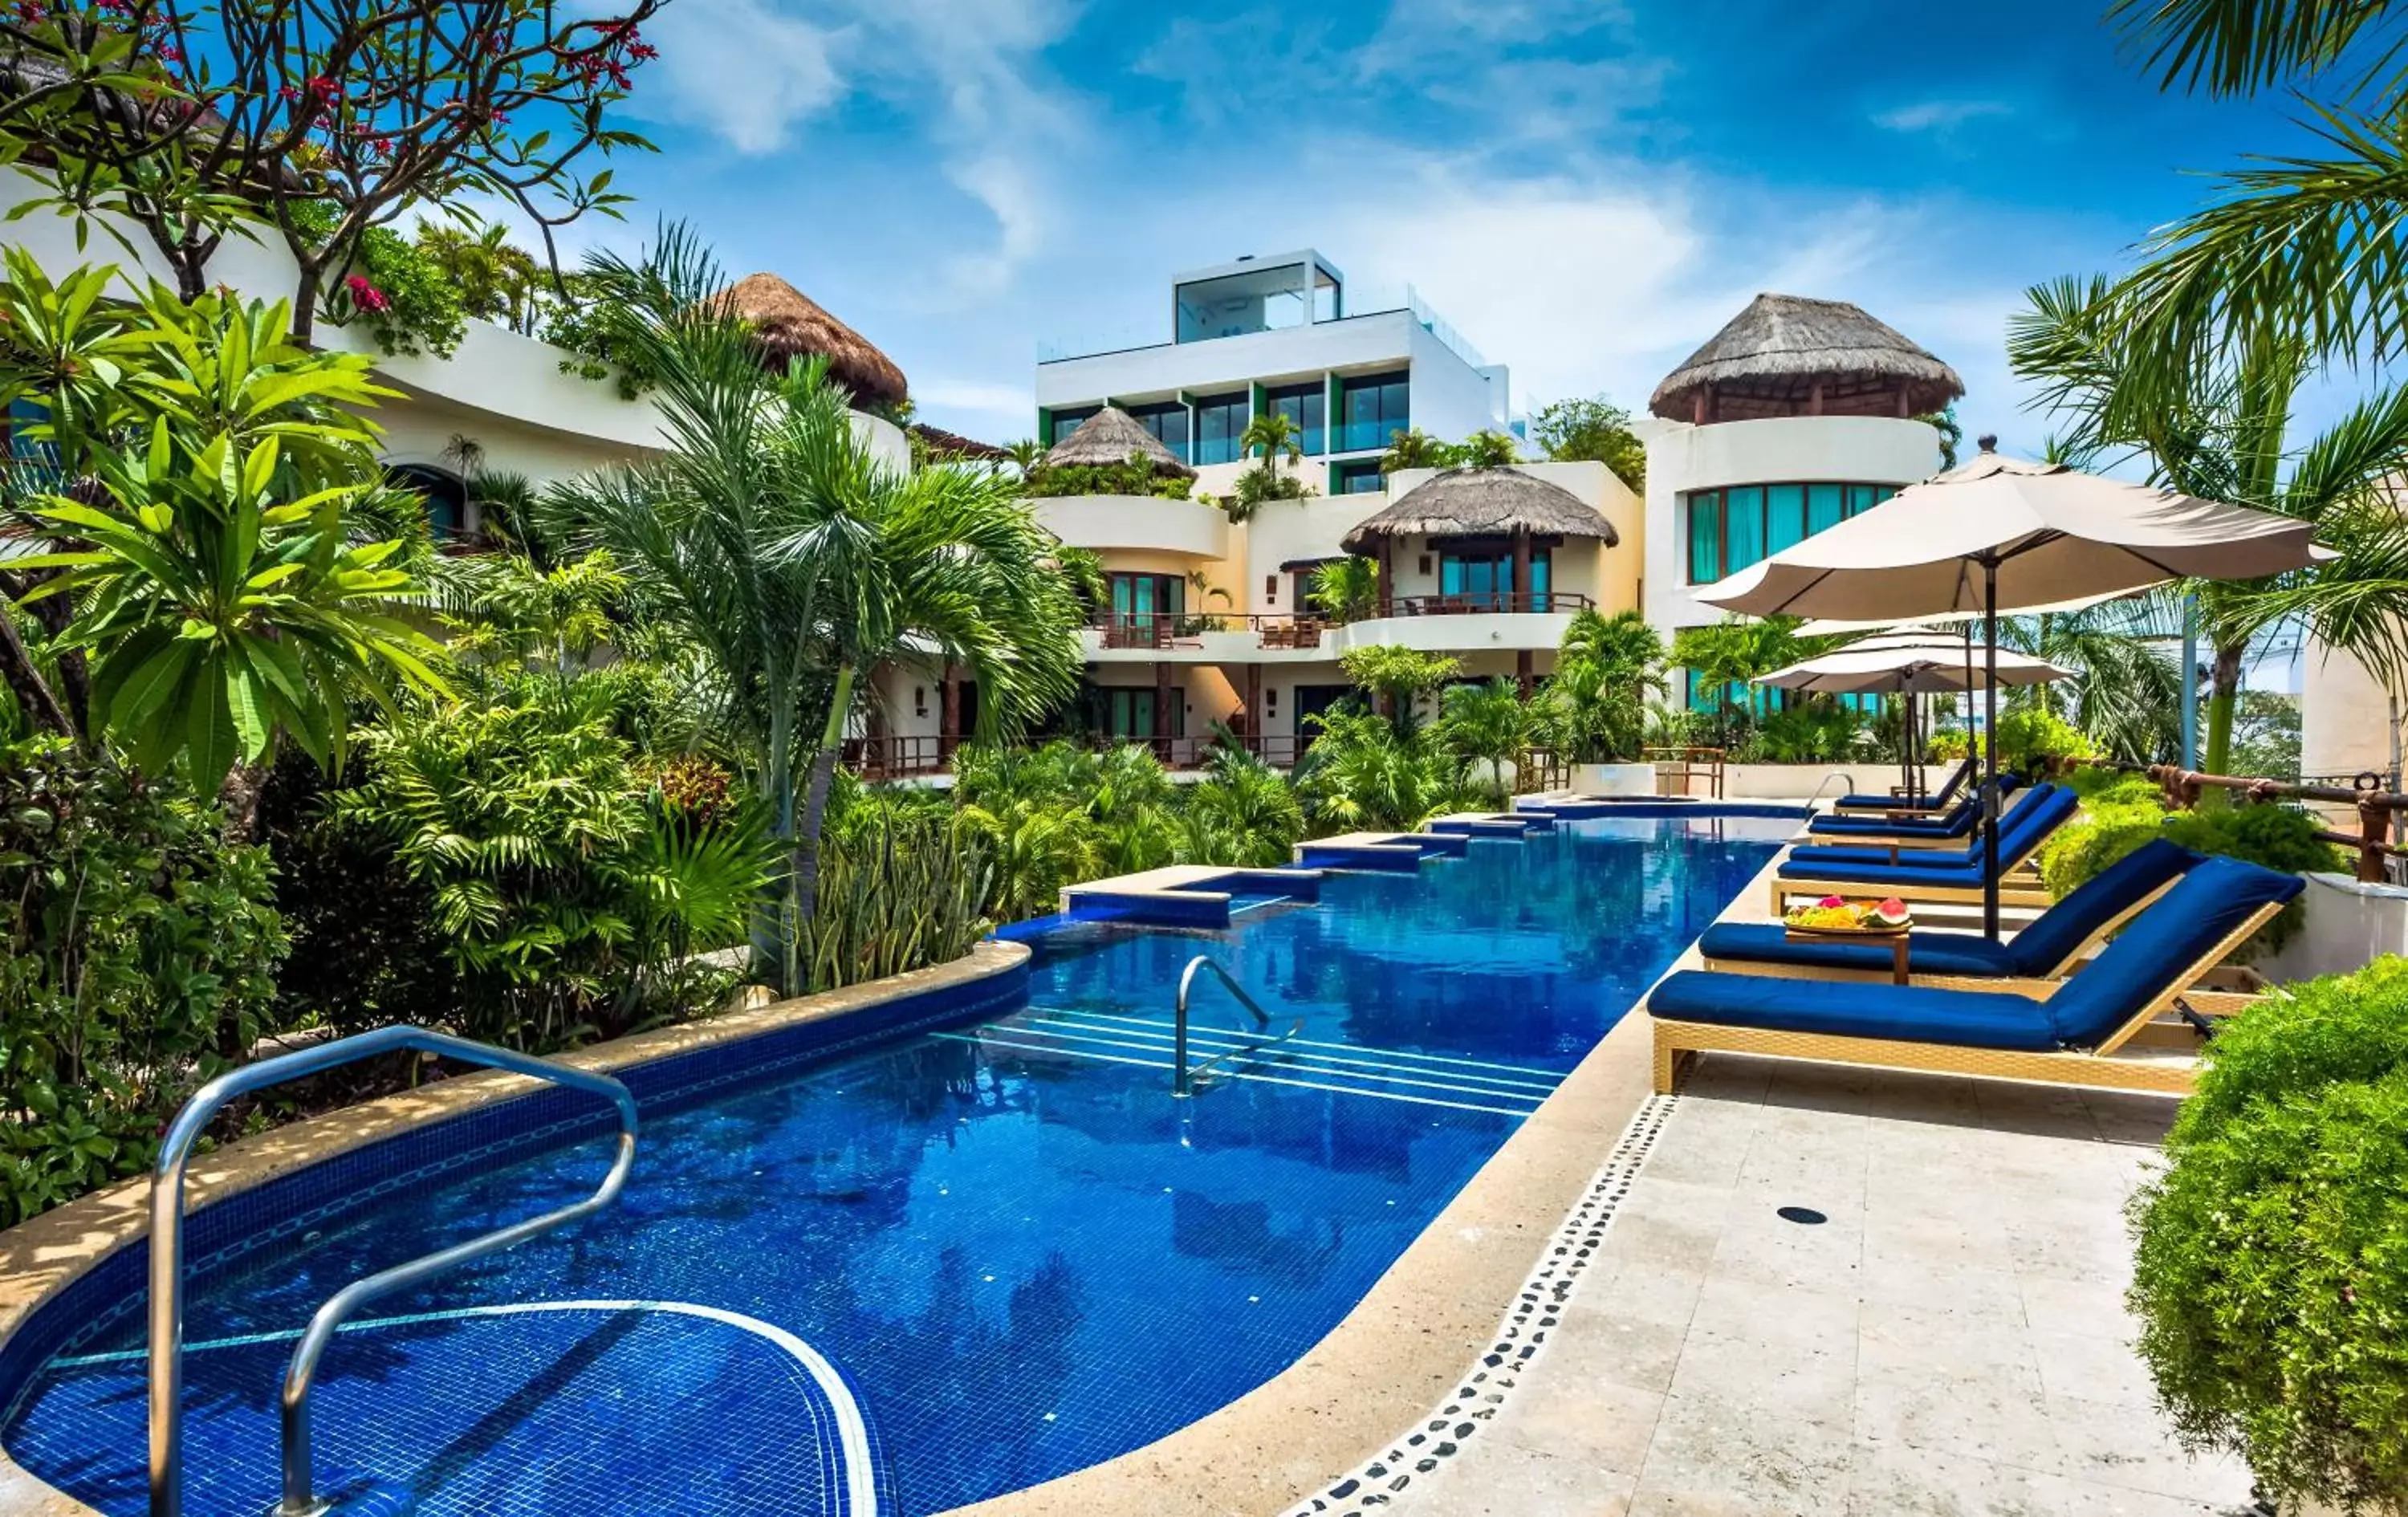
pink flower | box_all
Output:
[344,275,389,314]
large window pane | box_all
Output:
[1267,381,1326,456]
[1194,392,1248,465]
[1807,483,1845,535]
[1128,402,1190,463]
[1767,484,1806,553]
[1333,460,1385,494]
[1686,492,1721,583]
[1845,483,1881,517]
[1338,372,1409,453]
[1724,486,1766,572]
[1047,407,1099,446]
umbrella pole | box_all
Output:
[1983,561,2001,940]
[1901,691,1917,798]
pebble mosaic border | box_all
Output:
[1279,1092,1680,1515]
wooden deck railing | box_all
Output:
[2142,764,2408,884]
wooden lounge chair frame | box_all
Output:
[1832,758,1975,816]
[1771,857,2053,913]
[1653,900,2286,1096]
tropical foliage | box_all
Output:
[1530,394,1646,492]
[1544,608,1667,763]
[2129,954,2408,1512]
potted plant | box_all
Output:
[2128,958,2408,1515]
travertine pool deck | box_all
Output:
[1393,1059,2253,1517]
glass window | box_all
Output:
[1687,492,1721,583]
[1108,572,1185,620]
[1332,460,1385,494]
[1337,371,1409,453]
[1723,486,1765,573]
[1438,547,1549,609]
[1047,407,1099,446]
[1127,402,1190,463]
[1194,392,1249,466]
[1684,482,1905,582]
[1767,484,1807,554]
[1265,381,1325,456]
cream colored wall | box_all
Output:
[1239,495,1380,615]
[2302,641,2400,781]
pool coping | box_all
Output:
[933,823,1802,1517]
[0,940,1031,1517]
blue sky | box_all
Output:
[566,0,2324,452]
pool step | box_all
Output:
[938,1008,1561,1118]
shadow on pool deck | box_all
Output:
[1395,1056,2260,1517]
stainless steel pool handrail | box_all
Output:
[145,1024,639,1517]
[1803,771,1860,812]
[1173,955,1280,1096]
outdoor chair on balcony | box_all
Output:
[1770,784,2077,911]
[1651,856,2304,1095]
[1805,773,2023,842]
[1832,756,1975,815]
[1705,839,2203,990]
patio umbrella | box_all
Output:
[1755,631,2072,798]
[1701,441,2328,934]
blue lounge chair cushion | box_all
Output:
[1698,923,2021,978]
[1783,787,2072,882]
[1808,775,2022,840]
[1649,970,2063,1050]
[1700,839,2204,982]
[2001,839,2199,977]
[2036,856,2304,1047]
[1656,854,2307,1055]
[1835,759,1974,811]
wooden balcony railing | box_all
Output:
[839,732,1308,778]
[2142,763,2408,884]
[1375,591,1594,618]
[1086,613,1328,651]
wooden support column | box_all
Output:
[1377,538,1394,617]
[940,672,962,759]
[1512,526,1531,612]
[1808,379,1824,416]
[1245,662,1263,747]
[1154,660,1174,760]
[1516,649,1533,694]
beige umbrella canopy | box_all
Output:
[1339,466,1618,555]
[1043,406,1196,478]
[713,273,910,409]
[1649,293,1963,423]
[1698,447,2327,623]
[1759,632,2069,695]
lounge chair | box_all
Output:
[1653,855,2304,1095]
[1771,785,2077,911]
[1805,773,2024,843]
[1832,756,1974,815]
[1706,839,2198,989]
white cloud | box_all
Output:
[626,0,848,155]
[1874,99,2012,134]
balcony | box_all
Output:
[842,731,1305,776]
[1081,612,1332,661]
[1027,494,1230,560]
[1333,591,1595,656]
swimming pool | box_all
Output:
[2,813,1792,1516]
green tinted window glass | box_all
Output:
[1686,493,1721,582]
[1724,486,1766,571]
[1767,485,1807,553]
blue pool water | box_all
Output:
[3,815,1789,1517]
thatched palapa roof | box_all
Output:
[1043,406,1196,478]
[1649,293,1963,423]
[714,273,909,409]
[1340,467,1617,554]
[909,423,1009,463]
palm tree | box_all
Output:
[1003,437,1046,480]
[1309,557,1379,623]
[1438,677,1533,799]
[546,226,1084,994]
[2011,274,2408,779]
[1242,409,1304,476]
[1669,616,1817,749]
[1456,429,1521,468]
[2095,1,2408,395]
[1548,608,1668,763]
[1379,427,1450,474]
[1340,643,1462,738]
[1179,744,1303,867]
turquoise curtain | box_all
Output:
[1767,485,1806,553]
[1686,494,1721,581]
[1807,483,1844,535]
[1724,486,1765,572]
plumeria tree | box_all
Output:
[7,0,666,330]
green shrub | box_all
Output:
[800,801,995,991]
[1930,706,2097,773]
[0,742,289,1226]
[2130,959,2408,1511]
[2037,798,2169,900]
[292,201,468,359]
[2064,766,2162,805]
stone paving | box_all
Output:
[1403,1055,2259,1517]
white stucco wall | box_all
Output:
[1035,312,1417,410]
[2258,873,2408,982]
[2300,638,2402,783]
[1638,414,1941,637]
[1031,494,1230,561]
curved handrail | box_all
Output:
[1803,771,1859,812]
[146,1025,639,1517]
[1173,956,1275,1097]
